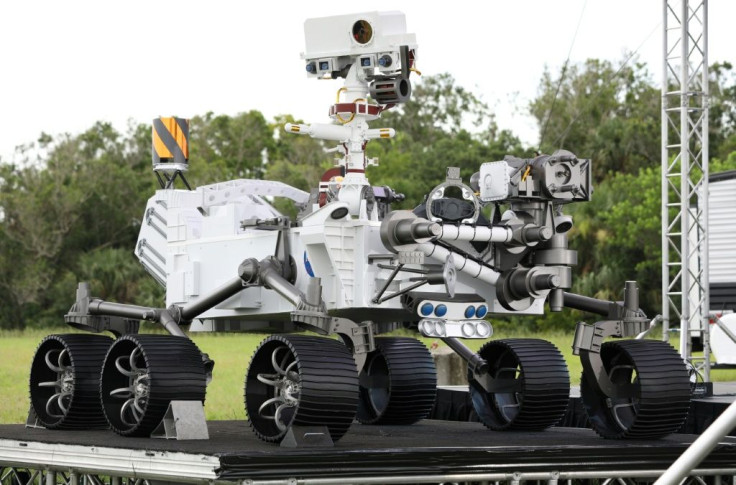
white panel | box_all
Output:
[708,178,736,284]
[303,11,415,59]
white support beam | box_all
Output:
[661,0,710,380]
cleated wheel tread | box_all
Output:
[100,335,206,437]
[357,337,437,425]
[29,334,113,430]
[581,339,691,439]
[469,338,570,431]
[245,335,359,443]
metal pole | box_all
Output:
[179,276,245,320]
[441,337,487,374]
[654,399,736,485]
[700,0,711,382]
[661,0,670,343]
[562,292,611,316]
[679,0,691,360]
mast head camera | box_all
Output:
[302,11,417,104]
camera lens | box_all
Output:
[352,20,373,44]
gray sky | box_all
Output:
[1,1,734,162]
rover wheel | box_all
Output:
[29,334,113,429]
[357,337,437,424]
[101,335,206,437]
[245,335,359,443]
[468,339,570,431]
[580,339,690,439]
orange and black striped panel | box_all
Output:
[152,117,189,166]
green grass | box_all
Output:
[2,328,736,425]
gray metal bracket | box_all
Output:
[280,425,334,448]
[295,314,375,371]
[574,319,648,399]
[151,401,209,440]
[65,283,140,337]
[332,318,375,372]
[25,406,44,429]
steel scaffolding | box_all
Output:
[661,0,710,379]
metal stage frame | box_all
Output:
[2,420,736,485]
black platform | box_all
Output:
[2,420,736,481]
[431,386,736,436]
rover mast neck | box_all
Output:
[332,64,373,179]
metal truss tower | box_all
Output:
[661,0,710,379]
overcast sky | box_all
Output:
[1,1,734,162]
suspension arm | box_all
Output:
[562,292,615,316]
[564,282,644,320]
[67,260,257,337]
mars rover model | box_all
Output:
[29,11,691,444]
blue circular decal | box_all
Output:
[420,303,434,316]
[464,305,476,319]
[434,304,448,317]
[476,305,488,318]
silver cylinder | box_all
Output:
[439,225,512,243]
[418,243,500,285]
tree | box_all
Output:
[188,110,274,183]
[530,57,661,181]
[709,62,736,161]
[0,122,155,328]
[368,74,529,207]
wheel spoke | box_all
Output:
[258,396,285,417]
[129,348,142,373]
[45,393,65,418]
[257,373,280,386]
[110,386,134,398]
[44,350,65,373]
[115,356,136,377]
[57,349,69,371]
[38,381,61,388]
[271,347,292,375]
[133,397,146,417]
[120,398,137,426]
[279,349,293,372]
[57,393,70,414]
[273,402,291,431]
[111,346,151,429]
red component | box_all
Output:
[318,167,345,207]
[330,103,381,117]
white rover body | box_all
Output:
[28,11,693,444]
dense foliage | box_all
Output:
[0,59,734,330]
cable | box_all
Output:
[538,0,588,151]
